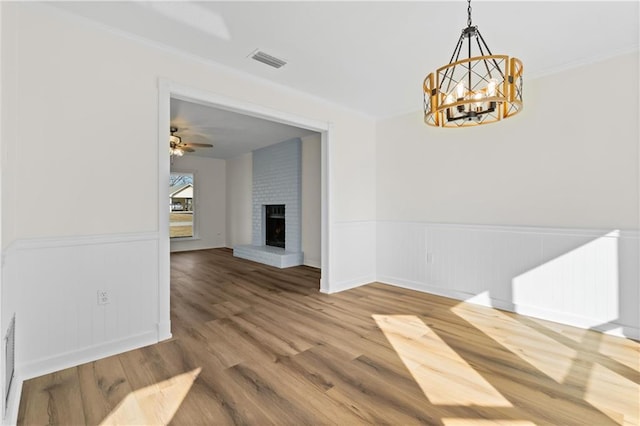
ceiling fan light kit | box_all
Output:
[423,0,523,128]
[169,126,213,158]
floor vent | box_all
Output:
[4,315,15,412]
[249,49,287,69]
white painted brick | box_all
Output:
[235,138,303,268]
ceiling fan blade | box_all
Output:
[185,143,213,148]
[183,147,196,153]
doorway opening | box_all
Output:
[157,80,331,341]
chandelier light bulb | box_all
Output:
[170,147,184,157]
[473,92,484,110]
[487,79,498,97]
[456,81,466,100]
[445,94,454,106]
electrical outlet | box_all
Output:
[97,290,110,305]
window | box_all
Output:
[169,172,194,238]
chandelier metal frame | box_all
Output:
[423,0,523,128]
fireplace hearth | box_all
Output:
[265,205,285,248]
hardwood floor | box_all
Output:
[18,248,640,425]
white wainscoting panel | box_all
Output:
[377,222,639,340]
[328,221,376,293]
[4,232,161,380]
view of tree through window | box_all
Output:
[170,173,194,238]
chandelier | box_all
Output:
[423,0,523,128]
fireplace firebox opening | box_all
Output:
[265,205,285,248]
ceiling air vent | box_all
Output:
[249,49,287,69]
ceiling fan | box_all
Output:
[169,126,213,157]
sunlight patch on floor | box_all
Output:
[373,314,511,406]
[100,367,201,426]
[597,335,640,371]
[585,363,639,425]
[442,419,536,426]
[451,304,577,383]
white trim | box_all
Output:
[377,221,640,341]
[376,275,515,311]
[35,2,373,121]
[157,79,172,342]
[17,330,158,382]
[529,46,639,82]
[304,259,321,269]
[377,276,640,341]
[3,376,20,426]
[170,236,200,242]
[167,83,330,132]
[376,220,640,239]
[4,329,158,425]
[169,170,197,240]
[1,230,161,426]
[5,231,158,252]
[323,274,376,294]
[320,124,332,293]
[157,321,172,339]
[34,3,640,123]
[158,78,332,316]
[0,2,5,423]
[513,304,640,341]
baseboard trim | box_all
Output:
[513,304,640,341]
[304,259,321,269]
[6,331,159,424]
[157,321,172,341]
[3,373,22,426]
[17,330,158,382]
[376,275,514,310]
[326,275,375,294]
[320,277,329,293]
[377,275,640,341]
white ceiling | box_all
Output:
[170,98,316,159]
[48,1,639,158]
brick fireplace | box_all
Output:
[233,138,304,268]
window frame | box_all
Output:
[169,170,198,241]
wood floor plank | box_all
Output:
[18,248,640,425]
[17,366,86,426]
[76,354,135,425]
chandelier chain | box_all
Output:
[467,0,472,27]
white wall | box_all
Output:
[376,52,640,339]
[170,155,226,252]
[377,52,639,229]
[301,134,321,268]
[0,1,6,421]
[225,152,253,248]
[0,3,376,413]
[2,2,375,246]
